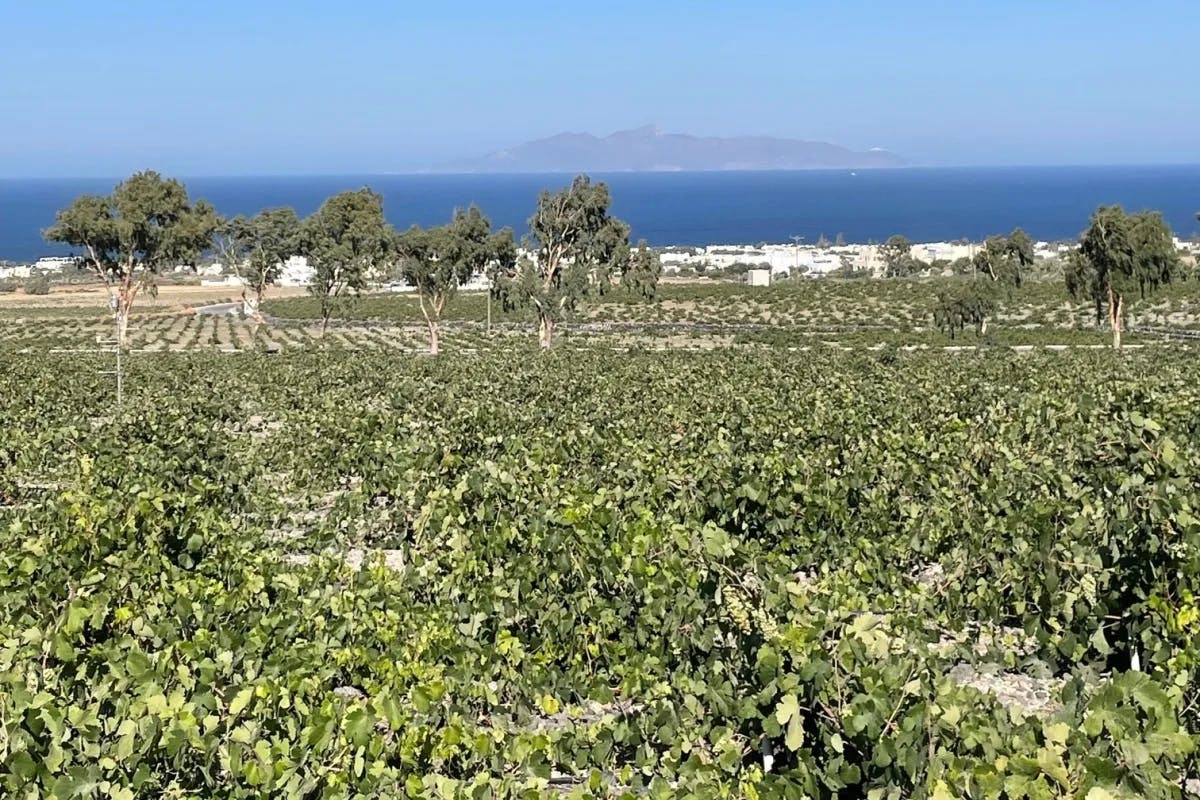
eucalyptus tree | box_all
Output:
[1066,206,1177,348]
[879,234,916,277]
[215,207,301,320]
[964,228,1035,333]
[972,228,1034,285]
[44,171,218,346]
[302,189,392,333]
[493,175,631,348]
[621,241,662,299]
[395,206,515,355]
[933,286,993,339]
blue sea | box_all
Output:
[1,166,1198,262]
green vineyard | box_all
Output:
[1,346,1197,798]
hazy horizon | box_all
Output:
[6,162,1200,183]
[2,1,1196,178]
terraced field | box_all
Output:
[263,279,1200,331]
[8,276,1200,354]
[0,314,436,353]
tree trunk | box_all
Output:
[116,283,137,348]
[321,308,331,336]
[537,314,555,350]
[1110,289,1123,349]
[244,288,264,322]
[427,318,439,355]
[417,292,442,355]
[116,309,130,348]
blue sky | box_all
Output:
[0,0,1193,176]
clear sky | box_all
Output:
[0,0,1194,176]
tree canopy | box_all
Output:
[395,206,515,354]
[1066,206,1178,348]
[621,240,662,300]
[932,286,995,339]
[216,207,301,319]
[494,175,631,348]
[935,228,1036,337]
[879,235,920,277]
[44,170,218,344]
[302,189,392,332]
[972,228,1034,287]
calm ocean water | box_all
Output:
[1,166,1198,262]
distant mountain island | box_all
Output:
[435,125,905,173]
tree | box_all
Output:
[933,284,995,339]
[621,241,662,299]
[484,230,518,336]
[879,234,915,277]
[965,228,1035,333]
[949,256,973,276]
[933,291,968,339]
[972,228,1033,285]
[23,273,51,296]
[302,189,392,333]
[44,171,218,346]
[395,206,515,355]
[215,207,301,321]
[494,175,631,348]
[1066,206,1178,348]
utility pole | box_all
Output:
[111,295,123,408]
[790,235,805,277]
[92,294,124,409]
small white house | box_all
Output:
[33,257,75,272]
[747,268,771,287]
[200,275,246,288]
[277,256,313,286]
[0,265,32,279]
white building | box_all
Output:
[278,256,314,286]
[462,273,491,291]
[33,256,76,272]
[910,242,975,263]
[747,268,771,287]
[200,275,246,288]
[639,237,1084,279]
[0,265,32,279]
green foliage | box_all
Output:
[880,234,922,277]
[216,207,302,312]
[932,282,996,338]
[1066,206,1179,347]
[494,175,632,348]
[395,207,515,353]
[0,348,1197,797]
[974,228,1035,287]
[261,277,1200,345]
[43,171,219,343]
[302,189,392,331]
[22,274,51,296]
[941,229,1036,335]
[621,240,662,300]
